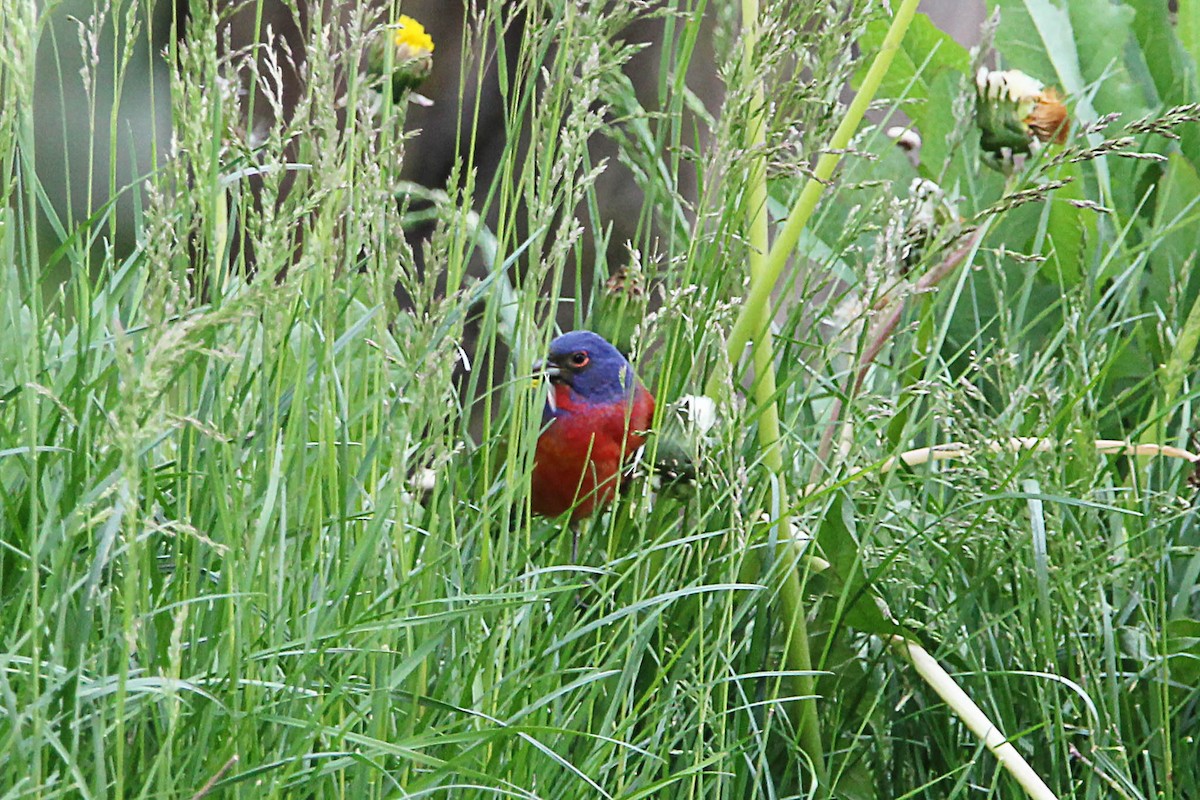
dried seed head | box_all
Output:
[605,264,645,298]
[975,67,1070,171]
[1025,87,1069,145]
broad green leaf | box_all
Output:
[854,13,970,173]
[1180,0,1200,69]
[854,12,970,99]
[1128,0,1200,168]
[815,495,907,638]
[1065,0,1150,119]
[1165,618,1200,685]
[988,0,1062,83]
[1041,163,1092,285]
[1149,153,1200,296]
[1128,0,1185,105]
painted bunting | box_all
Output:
[531,331,655,520]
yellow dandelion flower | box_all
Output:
[392,15,434,60]
[367,14,435,98]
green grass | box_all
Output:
[3,0,1200,798]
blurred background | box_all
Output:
[33,0,985,277]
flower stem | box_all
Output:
[716,2,922,790]
[738,0,827,787]
[890,637,1060,800]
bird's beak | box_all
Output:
[532,359,561,399]
[532,359,560,412]
[533,359,563,380]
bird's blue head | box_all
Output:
[538,330,637,415]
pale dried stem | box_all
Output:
[805,437,1200,496]
[890,637,1060,800]
[189,755,239,800]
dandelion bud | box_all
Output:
[592,257,649,355]
[897,178,961,272]
[886,126,922,154]
[975,67,1069,170]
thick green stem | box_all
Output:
[738,0,826,787]
[707,0,922,398]
[714,2,923,789]
[756,325,826,779]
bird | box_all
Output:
[530,330,655,521]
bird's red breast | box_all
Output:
[528,331,655,520]
[530,383,654,520]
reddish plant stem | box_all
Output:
[810,228,985,483]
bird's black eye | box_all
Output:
[570,351,590,368]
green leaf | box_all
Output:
[854,13,970,172]
[1041,163,1092,285]
[1165,618,1200,685]
[1150,153,1200,287]
[813,494,858,580]
[1066,0,1150,119]
[815,495,907,638]
[1179,0,1200,68]
[854,12,970,99]
[988,0,1062,84]
[1128,0,1183,105]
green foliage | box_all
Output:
[855,12,970,173]
[2,1,1200,799]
